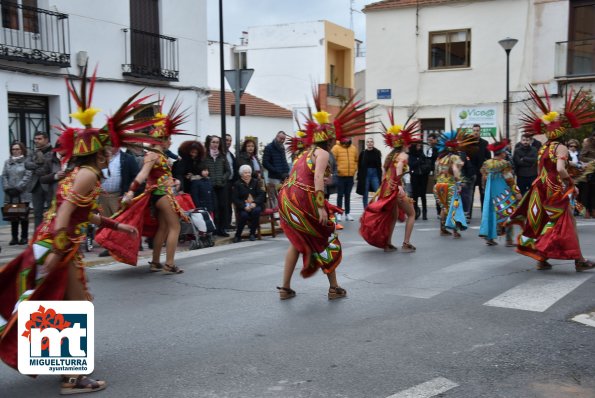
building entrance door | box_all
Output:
[7,94,49,149]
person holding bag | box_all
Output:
[2,141,32,245]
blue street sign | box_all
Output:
[377,89,391,99]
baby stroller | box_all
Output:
[180,208,216,250]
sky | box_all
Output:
[206,0,376,44]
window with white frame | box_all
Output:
[429,29,471,69]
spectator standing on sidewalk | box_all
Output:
[356,137,382,209]
[263,131,289,187]
[97,147,139,256]
[25,131,53,228]
[467,124,491,219]
[409,142,432,220]
[2,141,32,245]
[225,134,239,230]
[426,133,441,217]
[332,138,358,221]
[512,134,538,195]
[205,135,231,237]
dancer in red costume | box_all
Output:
[276,93,374,300]
[360,111,420,252]
[0,65,158,394]
[509,86,595,271]
[95,101,189,273]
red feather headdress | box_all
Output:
[381,108,421,149]
[520,85,595,141]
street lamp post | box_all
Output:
[498,37,518,141]
[219,0,226,143]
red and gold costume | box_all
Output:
[509,87,595,264]
[279,148,342,278]
[360,112,419,248]
[95,151,187,265]
[279,92,374,278]
[0,64,159,371]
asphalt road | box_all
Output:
[1,214,595,398]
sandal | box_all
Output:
[328,286,347,300]
[536,260,553,270]
[384,244,398,253]
[505,240,515,247]
[163,263,184,274]
[453,231,461,239]
[60,375,107,395]
[575,258,595,272]
[440,228,452,236]
[148,261,163,272]
[401,242,416,253]
[276,286,296,300]
[486,239,498,246]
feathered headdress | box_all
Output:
[487,138,510,154]
[381,108,421,148]
[520,85,595,141]
[286,130,307,156]
[302,86,376,146]
[150,98,189,140]
[436,129,479,155]
[58,63,162,163]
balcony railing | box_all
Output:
[122,28,179,81]
[555,38,595,78]
[327,84,351,99]
[0,1,70,67]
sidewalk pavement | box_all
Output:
[0,224,280,268]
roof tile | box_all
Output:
[208,91,293,118]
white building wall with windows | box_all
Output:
[0,0,209,169]
[364,0,591,148]
[239,21,326,110]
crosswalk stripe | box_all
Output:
[484,273,593,312]
[386,377,459,398]
[572,312,595,328]
[391,255,517,299]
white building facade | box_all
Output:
[0,0,209,167]
[364,0,595,144]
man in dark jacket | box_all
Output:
[356,137,382,208]
[205,135,231,236]
[513,134,538,195]
[467,124,491,219]
[225,133,239,230]
[263,131,289,186]
[25,131,54,228]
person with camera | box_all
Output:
[2,141,32,245]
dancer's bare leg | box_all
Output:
[156,197,181,266]
[281,245,299,288]
[397,197,416,244]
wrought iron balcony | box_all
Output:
[0,1,70,67]
[122,28,179,82]
[555,38,595,78]
[327,83,351,99]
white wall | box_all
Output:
[207,41,235,90]
[242,21,326,109]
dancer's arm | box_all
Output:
[122,152,158,203]
[42,168,97,272]
[313,148,329,225]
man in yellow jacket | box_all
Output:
[331,138,359,221]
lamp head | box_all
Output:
[499,37,518,52]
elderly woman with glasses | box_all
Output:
[232,164,265,242]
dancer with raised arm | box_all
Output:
[96,101,189,274]
[0,65,158,394]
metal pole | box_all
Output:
[219,0,226,144]
[235,67,241,156]
[505,49,510,141]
